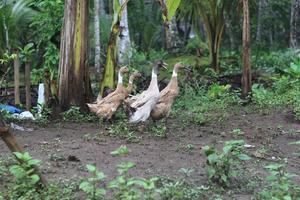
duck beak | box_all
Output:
[162,62,168,69]
[184,67,192,72]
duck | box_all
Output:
[150,62,184,120]
[87,66,129,119]
[124,60,167,123]
[126,71,142,94]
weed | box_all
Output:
[257,164,300,199]
[173,85,239,126]
[79,164,106,200]
[150,122,167,138]
[108,120,140,142]
[231,128,244,137]
[61,106,97,122]
[203,140,251,187]
[79,146,160,200]
[158,178,208,200]
[110,145,130,156]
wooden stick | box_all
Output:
[0,121,47,186]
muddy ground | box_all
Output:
[1,107,300,199]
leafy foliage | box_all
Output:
[61,106,97,123]
[173,84,239,125]
[257,164,300,200]
[203,140,251,187]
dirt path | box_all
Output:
[1,108,300,198]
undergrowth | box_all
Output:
[172,84,239,125]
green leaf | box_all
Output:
[237,154,251,161]
[207,154,218,164]
[166,0,182,20]
[110,145,129,156]
[86,164,96,172]
[28,159,41,166]
[79,182,93,193]
[95,188,106,197]
[30,174,40,184]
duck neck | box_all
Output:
[172,67,178,78]
[148,66,159,90]
[117,71,123,87]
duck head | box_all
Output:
[119,66,129,74]
[129,71,142,84]
[155,60,168,70]
[118,66,129,84]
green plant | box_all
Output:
[158,178,207,200]
[108,120,140,142]
[150,123,167,138]
[9,152,41,185]
[79,164,106,200]
[61,106,97,122]
[231,128,244,137]
[80,146,159,200]
[257,164,300,200]
[203,140,251,187]
[110,145,130,156]
[6,152,42,199]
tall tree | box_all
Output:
[178,0,235,72]
[256,0,266,42]
[94,0,101,82]
[290,0,299,48]
[58,0,91,110]
[242,0,251,98]
[118,0,131,64]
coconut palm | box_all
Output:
[0,0,36,53]
[178,0,237,72]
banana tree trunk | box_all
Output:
[290,0,299,48]
[25,62,31,111]
[242,0,251,98]
[100,0,129,97]
[14,51,20,105]
[118,0,131,64]
[58,0,91,111]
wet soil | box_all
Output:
[1,107,300,199]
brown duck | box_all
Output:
[87,66,129,119]
[150,62,184,120]
[126,71,142,94]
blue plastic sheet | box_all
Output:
[0,105,22,114]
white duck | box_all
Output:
[125,60,167,123]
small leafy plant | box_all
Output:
[258,164,300,199]
[150,122,167,138]
[203,140,251,187]
[9,152,41,185]
[108,120,139,142]
[79,164,106,200]
[61,106,97,122]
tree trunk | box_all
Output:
[290,0,299,48]
[3,15,10,51]
[25,62,31,111]
[94,0,101,82]
[14,51,20,105]
[58,0,91,111]
[99,0,129,97]
[256,0,265,42]
[224,13,234,50]
[242,0,251,99]
[118,0,131,64]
